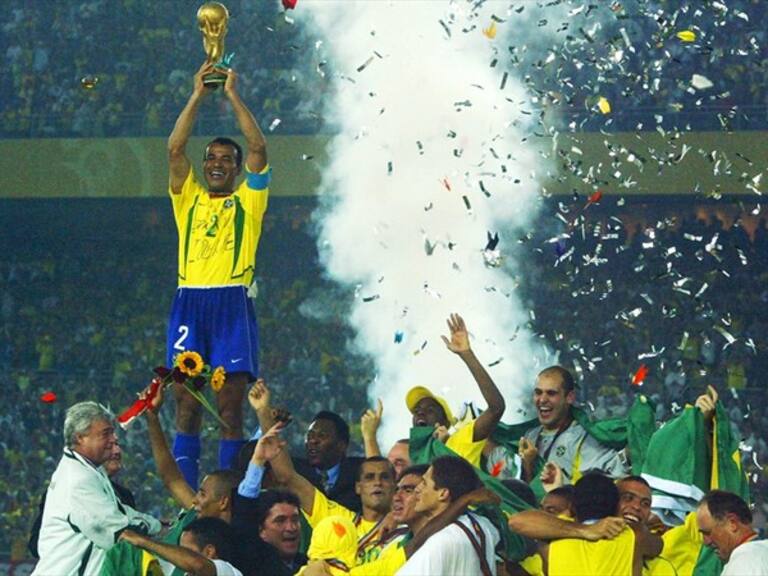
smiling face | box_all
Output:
[305,419,346,470]
[392,473,423,525]
[192,476,227,519]
[617,479,652,524]
[533,372,575,430]
[203,142,240,194]
[74,418,116,466]
[259,502,301,560]
[411,397,448,427]
[356,460,396,514]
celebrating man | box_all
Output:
[166,62,270,488]
[520,365,628,483]
[33,402,160,576]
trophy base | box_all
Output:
[203,71,227,89]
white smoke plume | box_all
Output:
[299,1,556,448]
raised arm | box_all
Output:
[507,509,626,541]
[361,399,383,457]
[441,313,505,441]
[252,381,317,515]
[144,382,196,509]
[120,530,216,576]
[222,68,267,173]
[168,62,214,194]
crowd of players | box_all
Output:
[26,334,767,574]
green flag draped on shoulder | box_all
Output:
[489,394,656,499]
[409,426,533,562]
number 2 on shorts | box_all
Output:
[174,325,189,351]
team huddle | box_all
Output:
[29,65,767,576]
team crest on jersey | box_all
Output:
[224,198,234,209]
[556,445,566,457]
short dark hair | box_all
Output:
[501,478,538,509]
[538,366,576,393]
[397,464,429,483]
[547,485,576,501]
[183,517,236,563]
[430,456,481,502]
[205,469,242,500]
[700,490,752,524]
[356,456,395,481]
[574,472,619,522]
[254,490,301,530]
[617,475,651,489]
[311,411,350,445]
[205,137,243,169]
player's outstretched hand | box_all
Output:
[248,378,271,413]
[441,313,471,355]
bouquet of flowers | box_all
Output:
[117,351,227,428]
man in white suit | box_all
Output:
[33,401,161,576]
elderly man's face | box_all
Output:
[387,441,410,478]
[75,418,116,466]
[697,503,740,561]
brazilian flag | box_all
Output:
[641,401,749,576]
[100,509,197,576]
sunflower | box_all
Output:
[176,351,204,377]
[210,366,226,392]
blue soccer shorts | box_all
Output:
[166,286,259,380]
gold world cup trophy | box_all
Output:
[197,2,234,88]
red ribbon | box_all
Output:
[116,378,162,428]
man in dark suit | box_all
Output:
[293,411,364,512]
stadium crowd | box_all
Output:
[1,0,766,137]
[2,197,767,574]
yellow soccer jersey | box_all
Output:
[305,489,387,565]
[171,166,269,287]
[446,419,487,468]
[349,537,408,576]
[655,512,703,576]
[548,526,635,575]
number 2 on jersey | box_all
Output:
[174,325,189,351]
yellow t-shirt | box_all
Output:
[349,538,408,576]
[171,166,269,287]
[305,489,386,565]
[654,512,703,576]
[548,526,635,575]
[446,420,487,468]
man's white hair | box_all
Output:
[63,401,112,448]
